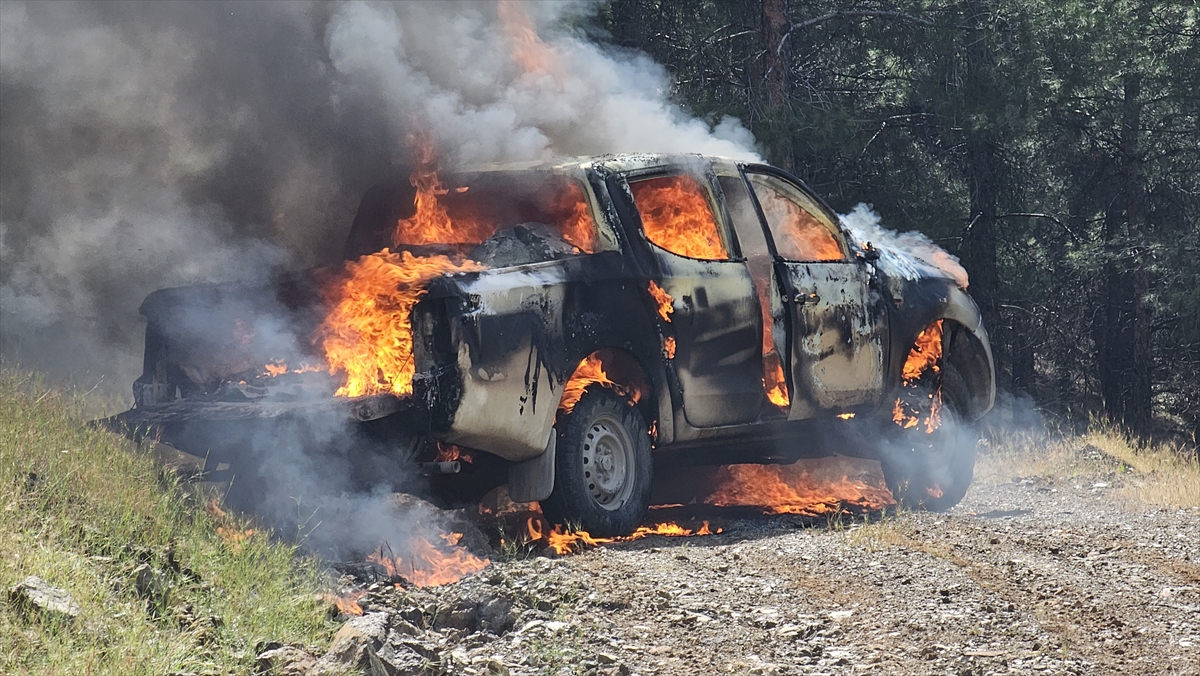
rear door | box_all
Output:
[743,168,887,416]
[623,170,764,427]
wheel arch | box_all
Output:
[887,282,995,422]
[557,345,667,443]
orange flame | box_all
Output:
[216,526,255,546]
[901,320,943,382]
[763,350,790,408]
[892,398,919,429]
[262,360,323,378]
[647,281,674,322]
[558,352,643,414]
[892,320,944,433]
[546,524,611,555]
[324,590,366,616]
[663,336,676,359]
[319,250,484,398]
[924,388,943,434]
[497,0,561,80]
[754,183,844,261]
[555,182,598,253]
[324,133,488,398]
[366,536,489,587]
[629,521,716,537]
[320,131,601,399]
[393,132,493,247]
[205,498,228,519]
[434,442,474,464]
[707,464,895,515]
[630,175,726,260]
[525,516,719,555]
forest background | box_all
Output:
[592,0,1198,443]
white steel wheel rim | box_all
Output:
[580,412,635,511]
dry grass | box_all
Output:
[976,423,1200,510]
[0,369,337,675]
[843,516,910,553]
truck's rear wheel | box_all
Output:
[541,387,652,537]
[881,363,977,511]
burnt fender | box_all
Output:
[941,286,996,418]
[886,277,995,420]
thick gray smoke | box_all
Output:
[0,0,758,393]
[0,0,760,562]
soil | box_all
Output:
[323,456,1200,676]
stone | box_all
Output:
[313,612,393,675]
[132,563,169,607]
[9,576,79,621]
[387,618,422,638]
[517,619,544,634]
[255,645,317,675]
[479,595,516,634]
[397,605,425,627]
[434,598,480,630]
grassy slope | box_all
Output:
[0,371,337,675]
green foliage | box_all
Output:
[0,370,337,675]
[596,0,1200,437]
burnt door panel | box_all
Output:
[782,263,885,414]
[656,255,764,427]
[625,173,763,428]
[743,171,887,416]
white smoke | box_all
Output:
[840,203,970,289]
[324,1,759,165]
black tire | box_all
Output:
[881,362,977,511]
[540,387,653,537]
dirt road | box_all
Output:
[331,448,1200,676]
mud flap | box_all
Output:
[507,434,556,502]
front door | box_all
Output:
[743,169,887,417]
[624,171,764,427]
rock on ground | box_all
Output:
[9,576,79,622]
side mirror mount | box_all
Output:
[859,241,881,262]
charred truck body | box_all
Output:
[111,154,995,536]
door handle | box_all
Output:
[793,292,820,305]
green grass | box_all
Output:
[0,370,338,675]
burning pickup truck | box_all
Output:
[109,153,994,537]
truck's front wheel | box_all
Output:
[881,362,978,511]
[541,387,653,537]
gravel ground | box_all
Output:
[283,451,1200,676]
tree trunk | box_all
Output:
[760,0,793,170]
[1011,300,1035,396]
[961,135,1001,359]
[1097,74,1153,436]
